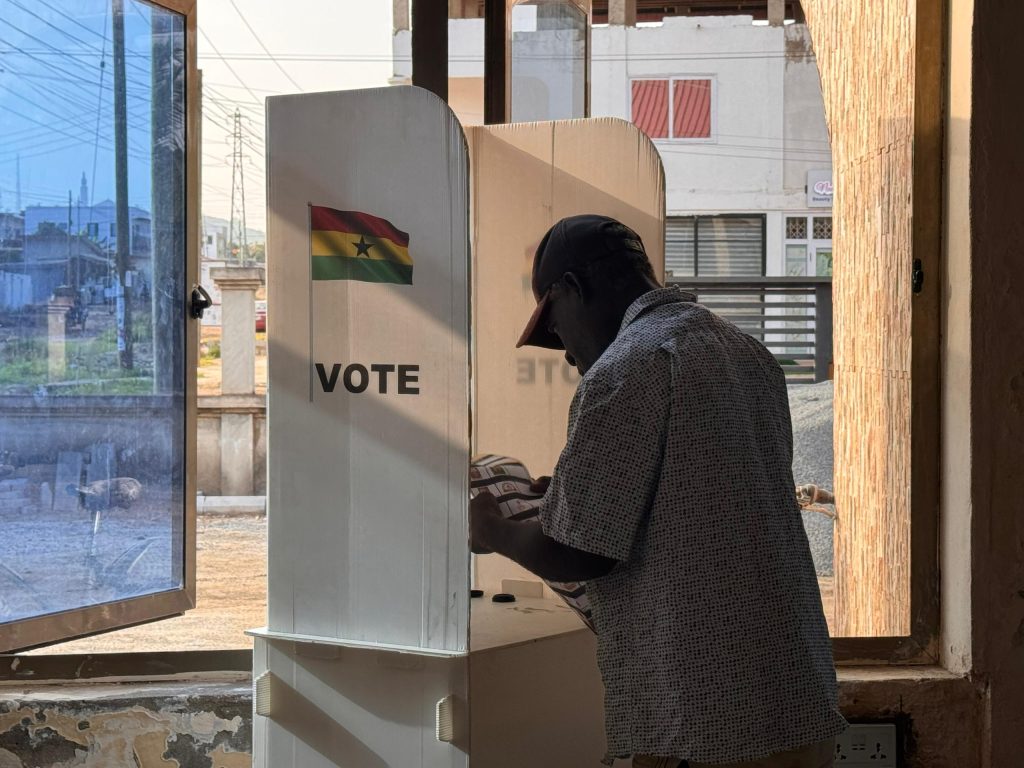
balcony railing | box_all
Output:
[666,276,833,384]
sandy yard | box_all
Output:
[29,513,267,654]
[198,325,267,397]
[30,509,833,654]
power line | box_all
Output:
[198,28,263,107]
[0,15,151,91]
[226,0,302,91]
[88,0,110,216]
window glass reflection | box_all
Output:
[0,0,186,624]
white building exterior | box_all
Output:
[393,15,833,278]
[24,199,151,258]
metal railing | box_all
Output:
[666,276,833,383]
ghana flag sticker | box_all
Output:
[309,205,412,285]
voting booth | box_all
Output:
[251,86,663,767]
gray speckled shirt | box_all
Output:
[540,287,847,762]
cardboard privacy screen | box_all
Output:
[467,119,665,596]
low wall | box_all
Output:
[197,395,266,496]
[0,668,982,767]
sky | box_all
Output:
[0,0,395,234]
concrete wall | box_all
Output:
[197,395,266,497]
[0,682,250,767]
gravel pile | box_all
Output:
[788,381,835,576]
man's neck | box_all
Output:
[601,278,662,343]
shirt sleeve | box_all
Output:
[540,349,670,562]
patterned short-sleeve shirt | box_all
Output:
[540,287,847,763]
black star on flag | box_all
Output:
[353,235,374,258]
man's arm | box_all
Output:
[470,491,616,582]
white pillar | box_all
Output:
[210,266,264,496]
[394,0,410,31]
[211,266,263,396]
[46,297,72,380]
[609,0,637,27]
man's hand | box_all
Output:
[469,491,503,554]
[530,475,552,495]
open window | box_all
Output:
[0,0,198,653]
[485,0,943,659]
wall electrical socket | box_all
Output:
[834,723,898,767]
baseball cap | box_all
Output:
[516,214,647,349]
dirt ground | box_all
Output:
[197,325,267,397]
[30,513,267,654]
[32,510,833,654]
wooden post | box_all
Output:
[484,0,507,123]
[412,0,448,102]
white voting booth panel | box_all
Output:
[255,87,663,768]
[262,86,470,654]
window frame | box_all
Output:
[0,0,944,677]
[0,0,200,655]
[819,0,943,665]
[629,75,717,143]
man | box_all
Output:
[469,215,846,767]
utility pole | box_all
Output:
[66,190,73,287]
[228,109,249,264]
[113,0,133,369]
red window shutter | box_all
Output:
[631,80,668,139]
[673,79,712,139]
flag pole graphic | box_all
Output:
[308,202,314,403]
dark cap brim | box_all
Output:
[515,292,564,350]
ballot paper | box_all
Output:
[470,455,594,632]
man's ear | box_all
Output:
[563,271,587,303]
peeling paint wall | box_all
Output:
[0,683,250,768]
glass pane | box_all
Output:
[510,1,586,122]
[785,244,809,276]
[0,0,186,624]
[672,79,712,139]
[812,216,833,240]
[816,248,834,277]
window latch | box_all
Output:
[912,259,924,294]
[190,284,213,319]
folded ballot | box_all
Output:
[470,454,594,632]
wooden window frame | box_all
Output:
[813,0,943,665]
[486,2,944,665]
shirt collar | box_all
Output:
[618,287,696,335]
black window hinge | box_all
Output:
[912,259,925,294]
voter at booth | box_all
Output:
[469,214,847,768]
